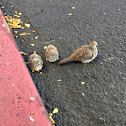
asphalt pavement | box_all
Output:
[1,0,126,126]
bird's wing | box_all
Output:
[70,46,93,61]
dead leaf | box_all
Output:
[81,82,85,85]
[25,23,30,28]
[20,52,28,55]
[57,79,62,82]
[30,44,35,46]
[15,11,18,15]
[49,113,55,124]
[52,108,58,114]
[35,36,38,39]
[19,13,22,15]
[13,35,16,38]
[19,32,27,36]
[68,13,72,16]
[44,46,47,49]
[14,31,18,34]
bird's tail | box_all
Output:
[33,51,36,54]
[58,57,72,65]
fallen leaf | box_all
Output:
[44,46,47,49]
[15,11,18,14]
[40,72,42,74]
[32,70,35,72]
[17,15,20,18]
[27,20,29,22]
[32,30,36,32]
[68,13,72,16]
[14,31,18,34]
[4,13,6,15]
[49,113,55,124]
[52,108,58,114]
[13,35,16,38]
[57,79,62,82]
[24,53,28,55]
[20,52,28,55]
[30,44,35,46]
[19,32,27,36]
[5,15,22,29]
[20,51,25,54]
[25,23,30,28]
[81,82,85,85]
[22,27,24,29]
[35,36,38,39]
[19,13,22,15]
[27,33,30,35]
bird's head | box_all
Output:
[32,59,43,71]
[90,41,98,49]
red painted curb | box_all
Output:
[0,9,52,126]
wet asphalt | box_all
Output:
[1,0,126,126]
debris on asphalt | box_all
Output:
[57,79,62,82]
[49,108,58,125]
[81,82,85,85]
[30,97,35,101]
[68,13,72,16]
[5,15,22,29]
[40,72,42,74]
[44,46,47,49]
[30,44,35,46]
[29,116,35,122]
[35,36,38,39]
[20,51,28,55]
[72,7,75,9]
[19,32,27,36]
[52,108,58,114]
[25,23,30,28]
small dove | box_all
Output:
[58,41,98,65]
[45,44,59,62]
[28,51,43,71]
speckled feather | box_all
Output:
[45,45,59,62]
[58,41,98,65]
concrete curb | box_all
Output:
[0,9,52,126]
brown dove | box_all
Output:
[45,44,59,62]
[28,51,43,71]
[58,41,98,65]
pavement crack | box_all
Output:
[31,9,44,18]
